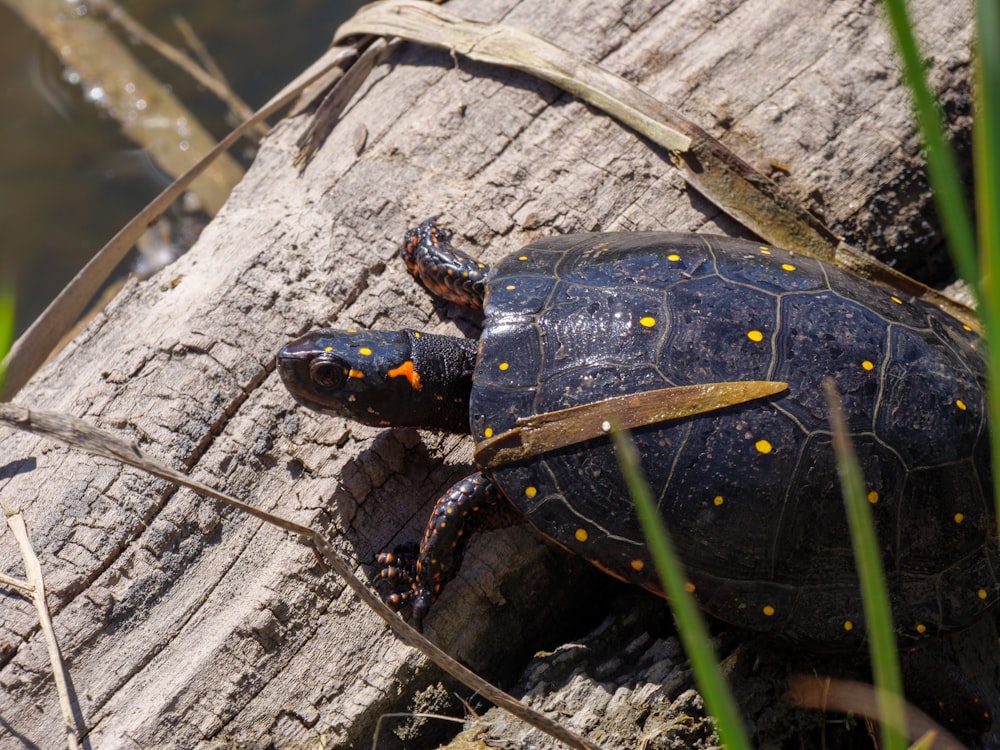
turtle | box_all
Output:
[278,219,996,649]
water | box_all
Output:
[0,0,366,335]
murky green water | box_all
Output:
[0,0,365,335]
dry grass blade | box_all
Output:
[336,0,693,151]
[0,44,356,401]
[0,403,605,750]
[2,506,82,750]
[296,37,399,167]
[333,0,840,257]
[787,674,965,750]
[475,380,787,468]
[333,0,979,329]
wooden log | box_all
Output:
[0,0,987,747]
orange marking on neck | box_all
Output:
[388,360,422,390]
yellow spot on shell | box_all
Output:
[359,347,372,356]
[762,605,775,617]
[575,528,589,542]
[713,495,724,507]
[684,581,696,593]
[747,329,764,342]
[956,399,968,411]
[843,620,854,631]
[640,316,656,328]
[667,253,681,262]
[413,331,421,338]
[916,623,927,634]
[867,490,879,504]
[890,295,903,305]
[781,263,796,271]
[484,427,494,438]
[755,439,773,454]
[525,486,537,498]
[631,559,645,572]
[963,324,973,332]
[979,588,988,600]
[862,360,874,371]
[955,513,965,524]
[506,284,516,290]
[498,362,510,371]
[759,247,771,255]
[518,255,529,261]
[324,346,333,352]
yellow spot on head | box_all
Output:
[348,369,364,379]
[713,495,724,506]
[359,347,372,356]
[684,581,696,593]
[762,605,775,617]
[843,620,854,631]
[575,528,589,543]
[631,559,645,572]
[955,513,965,524]
[667,253,681,262]
[413,331,420,338]
[324,346,334,352]
[747,329,764,342]
[525,486,537,498]
[499,362,510,371]
[484,427,494,438]
[956,399,968,411]
[890,295,903,305]
[867,490,879,504]
[755,439,773,454]
[518,255,529,261]
[963,324,973,332]
[781,263,796,271]
[862,360,874,371]
[916,623,927,634]
[979,588,988,600]
[639,316,656,328]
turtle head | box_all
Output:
[278,329,477,433]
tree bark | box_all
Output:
[0,0,986,748]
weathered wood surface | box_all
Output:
[0,0,987,748]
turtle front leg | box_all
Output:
[401,220,489,310]
[378,472,502,625]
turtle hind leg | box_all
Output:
[402,220,489,310]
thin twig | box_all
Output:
[0,570,34,595]
[92,0,266,138]
[0,403,605,750]
[3,504,82,750]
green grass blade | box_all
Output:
[975,0,1000,540]
[610,427,751,750]
[0,285,15,397]
[880,0,978,299]
[822,380,907,750]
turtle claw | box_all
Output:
[376,543,433,630]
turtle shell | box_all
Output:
[468,232,996,647]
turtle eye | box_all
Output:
[310,357,348,389]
